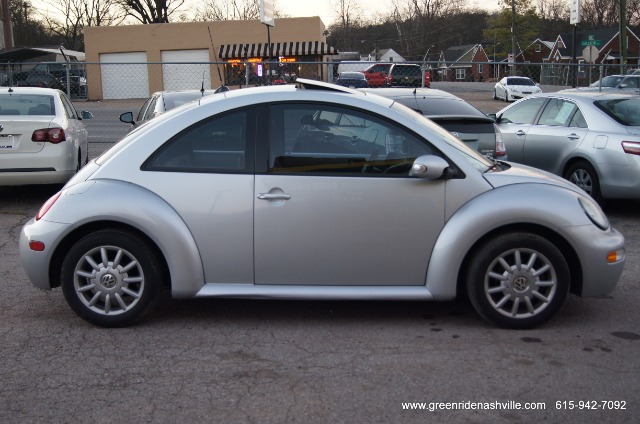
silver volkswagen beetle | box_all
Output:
[20,80,625,329]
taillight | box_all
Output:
[622,141,640,155]
[494,125,507,157]
[32,128,66,144]
[36,191,62,221]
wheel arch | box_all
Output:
[49,221,170,291]
[426,184,590,300]
[43,180,205,298]
[456,223,583,299]
[562,155,597,178]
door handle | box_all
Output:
[516,130,526,136]
[257,193,291,200]
[566,133,580,140]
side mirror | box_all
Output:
[80,111,93,120]
[119,111,134,124]
[410,155,449,179]
[488,113,497,122]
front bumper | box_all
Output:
[20,218,72,290]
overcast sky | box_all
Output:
[273,0,502,26]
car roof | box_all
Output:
[531,91,639,101]
[0,86,61,95]
[358,87,457,99]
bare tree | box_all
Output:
[39,0,124,50]
[117,0,186,24]
[194,0,260,21]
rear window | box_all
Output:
[594,98,640,126]
[396,97,487,117]
[0,94,55,116]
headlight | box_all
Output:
[579,196,609,230]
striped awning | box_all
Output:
[218,41,338,59]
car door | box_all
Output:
[141,108,256,285]
[254,102,447,286]
[496,97,548,163]
[522,98,589,173]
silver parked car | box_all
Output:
[119,89,217,129]
[563,75,640,95]
[493,92,640,203]
[361,87,506,159]
[20,79,625,329]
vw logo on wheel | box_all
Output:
[513,276,529,292]
[101,273,117,289]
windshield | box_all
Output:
[507,78,535,86]
[594,98,640,126]
[389,102,493,172]
[590,75,623,87]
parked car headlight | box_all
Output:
[579,196,609,230]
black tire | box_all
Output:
[466,232,570,329]
[61,229,164,327]
[505,92,510,102]
[492,89,497,100]
[564,161,602,204]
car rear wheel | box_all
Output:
[61,229,164,327]
[466,232,569,329]
[564,161,602,204]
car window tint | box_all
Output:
[143,96,158,121]
[595,98,640,126]
[0,94,55,116]
[268,103,433,176]
[59,93,77,119]
[568,109,587,128]
[499,97,547,124]
[538,99,578,126]
[144,109,250,172]
[136,97,153,122]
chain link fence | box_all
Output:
[1,60,638,101]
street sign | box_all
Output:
[581,39,602,47]
[582,45,599,63]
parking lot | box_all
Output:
[1,83,639,423]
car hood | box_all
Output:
[484,161,584,194]
[506,85,540,91]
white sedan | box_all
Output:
[493,76,542,102]
[0,87,92,186]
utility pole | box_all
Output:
[511,0,517,74]
[1,0,14,49]
[620,0,627,74]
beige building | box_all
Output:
[83,17,336,99]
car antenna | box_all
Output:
[208,26,227,92]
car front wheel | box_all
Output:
[466,232,570,329]
[61,229,164,327]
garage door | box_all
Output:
[100,52,149,99]
[162,50,212,91]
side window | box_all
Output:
[142,97,158,122]
[268,103,433,176]
[144,108,251,172]
[568,109,587,128]
[59,93,77,119]
[499,97,547,124]
[136,97,153,122]
[537,99,578,126]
